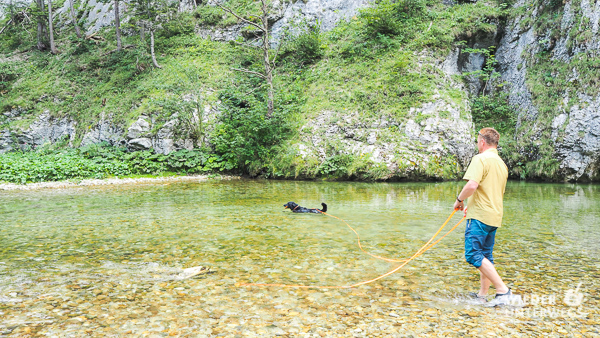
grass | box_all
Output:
[1,27,234,138]
[0,0,532,182]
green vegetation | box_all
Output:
[0,145,225,184]
[0,0,530,183]
[500,0,600,181]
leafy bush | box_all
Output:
[194,5,230,27]
[318,154,354,178]
[281,24,325,65]
[0,146,225,184]
[0,62,19,91]
[158,13,196,39]
[470,92,516,135]
[360,0,429,38]
[211,87,294,175]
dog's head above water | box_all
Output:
[283,202,327,213]
[283,202,299,210]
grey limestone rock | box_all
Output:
[495,0,600,180]
[81,114,125,147]
[296,97,473,177]
[28,111,76,147]
[552,94,600,180]
[198,0,374,44]
[56,0,129,35]
[128,137,153,150]
[0,111,76,153]
[270,0,373,42]
[127,116,151,139]
[496,24,539,123]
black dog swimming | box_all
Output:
[283,202,327,214]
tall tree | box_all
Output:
[68,0,82,38]
[114,0,122,51]
[149,29,160,68]
[130,0,172,68]
[47,0,57,54]
[9,0,15,25]
[217,0,279,118]
[35,0,48,50]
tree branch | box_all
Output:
[0,19,13,35]
[245,83,265,96]
[216,4,265,32]
[231,67,266,79]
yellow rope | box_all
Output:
[239,209,465,289]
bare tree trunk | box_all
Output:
[261,0,274,118]
[150,30,161,68]
[217,0,276,118]
[36,0,47,50]
[192,0,197,10]
[47,0,58,54]
[9,0,15,25]
[114,0,122,51]
[140,22,145,41]
[68,0,82,38]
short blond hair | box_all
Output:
[479,128,500,146]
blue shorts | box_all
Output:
[464,219,498,268]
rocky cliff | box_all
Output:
[2,0,599,181]
[496,0,600,181]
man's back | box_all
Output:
[463,148,508,228]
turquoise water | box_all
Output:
[0,180,598,336]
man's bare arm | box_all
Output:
[453,180,479,211]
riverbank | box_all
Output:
[0,174,239,191]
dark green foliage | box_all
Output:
[0,145,225,184]
[361,0,429,38]
[281,24,324,65]
[500,133,560,181]
[0,62,19,91]
[317,154,354,178]
[0,1,37,51]
[547,0,564,11]
[211,86,296,176]
[470,92,516,135]
[193,5,230,26]
[157,13,196,39]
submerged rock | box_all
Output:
[176,266,212,280]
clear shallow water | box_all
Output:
[0,179,598,336]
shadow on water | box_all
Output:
[0,180,598,336]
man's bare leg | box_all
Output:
[478,270,492,297]
[477,258,509,294]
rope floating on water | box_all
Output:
[239,209,466,289]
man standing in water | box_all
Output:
[453,128,512,305]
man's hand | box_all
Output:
[453,199,464,211]
[453,180,478,214]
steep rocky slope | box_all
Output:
[496,0,600,181]
[1,0,599,181]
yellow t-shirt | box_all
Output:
[463,148,508,228]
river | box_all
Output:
[1,179,598,336]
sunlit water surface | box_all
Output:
[1,180,598,336]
